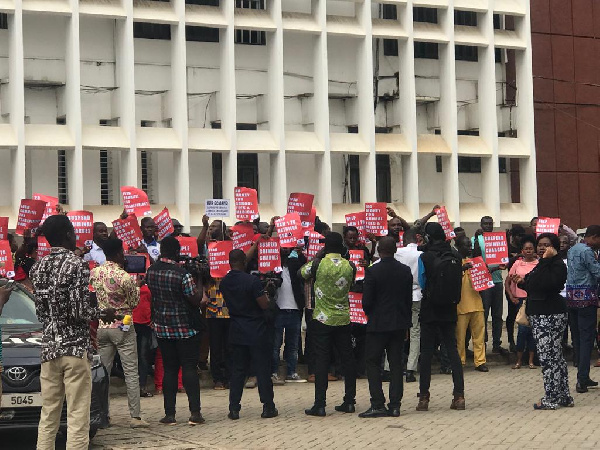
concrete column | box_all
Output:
[171,0,190,231]
[9,1,26,212]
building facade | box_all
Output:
[0,0,535,231]
[531,0,600,230]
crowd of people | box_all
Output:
[0,203,599,449]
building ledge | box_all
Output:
[133,0,178,25]
[326,15,363,38]
[282,12,320,34]
[234,8,276,32]
[457,135,491,156]
[330,133,369,154]
[413,0,449,9]
[494,29,526,50]
[22,0,70,15]
[413,21,448,44]
[82,126,129,150]
[371,18,408,39]
[0,124,17,148]
[185,4,227,28]
[497,137,529,157]
[237,130,278,153]
[285,131,324,154]
[25,124,74,148]
[136,127,181,151]
[188,128,229,152]
[375,133,411,154]
[417,134,451,154]
[500,203,533,223]
[454,0,489,13]
[454,25,487,47]
[79,0,125,19]
[459,203,493,223]
[0,0,14,13]
[494,0,526,17]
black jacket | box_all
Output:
[284,253,307,310]
[419,241,460,323]
[362,257,413,333]
[523,255,567,316]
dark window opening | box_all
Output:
[186,26,219,42]
[236,123,258,131]
[435,156,508,174]
[0,13,8,30]
[100,150,112,205]
[415,42,438,59]
[186,0,219,5]
[141,151,154,203]
[384,39,399,56]
[376,154,392,203]
[382,4,397,20]
[212,153,223,199]
[495,48,502,63]
[348,155,361,204]
[414,7,438,24]
[58,150,68,204]
[455,45,478,62]
[493,14,501,29]
[134,23,171,40]
[237,153,259,195]
[235,0,266,45]
[454,10,477,26]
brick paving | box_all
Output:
[91,364,600,450]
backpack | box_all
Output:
[426,251,462,305]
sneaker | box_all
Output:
[475,364,489,373]
[213,381,226,390]
[406,371,417,383]
[245,376,257,389]
[584,379,598,388]
[130,417,150,428]
[272,374,285,386]
[492,346,508,355]
[159,415,177,426]
[140,390,154,398]
[285,373,307,383]
[261,405,279,419]
[188,412,205,425]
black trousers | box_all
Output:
[311,320,356,408]
[208,319,231,384]
[351,323,367,377]
[157,333,202,416]
[366,330,406,409]
[304,309,315,375]
[229,341,275,412]
[506,293,519,346]
[134,323,153,390]
[419,321,464,396]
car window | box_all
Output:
[0,288,39,325]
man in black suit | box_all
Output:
[359,237,413,418]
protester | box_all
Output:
[394,227,423,383]
[84,222,109,265]
[454,236,488,372]
[506,235,538,369]
[171,219,187,237]
[14,239,37,293]
[558,235,575,359]
[31,215,100,449]
[0,284,12,407]
[140,217,160,262]
[154,347,184,395]
[220,249,278,420]
[473,216,507,355]
[90,238,149,428]
[512,233,573,409]
[416,223,465,411]
[146,236,205,425]
[566,225,600,394]
[132,283,155,397]
[271,247,307,384]
[505,225,526,352]
[300,232,357,417]
[359,237,412,418]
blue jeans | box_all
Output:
[272,309,302,376]
[516,325,535,352]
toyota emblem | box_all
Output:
[6,367,27,382]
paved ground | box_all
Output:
[89,363,599,450]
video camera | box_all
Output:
[252,271,283,301]
[179,255,211,285]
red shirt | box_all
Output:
[133,285,152,325]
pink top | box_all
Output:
[508,258,539,298]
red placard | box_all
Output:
[435,206,456,241]
[67,210,94,248]
[16,199,47,235]
[37,236,51,260]
[154,208,175,241]
[536,217,560,236]
[483,232,509,265]
[468,257,495,292]
[365,203,388,237]
[349,292,367,324]
[121,186,152,217]
[33,194,59,224]
[287,193,314,228]
[275,213,304,248]
[397,231,404,248]
[258,237,282,273]
[176,236,199,258]
[345,211,367,245]
[0,240,14,278]
[208,240,233,278]
[231,223,255,253]
[0,217,8,241]
[112,215,144,249]
[306,231,325,261]
[303,207,317,235]
[348,250,365,281]
[234,187,260,221]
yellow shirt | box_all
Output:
[458,258,484,315]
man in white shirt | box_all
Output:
[84,222,109,265]
[141,217,161,262]
[394,228,423,383]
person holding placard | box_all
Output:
[83,222,109,265]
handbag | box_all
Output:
[515,299,530,327]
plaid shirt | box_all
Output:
[146,258,198,339]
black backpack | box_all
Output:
[426,251,462,306]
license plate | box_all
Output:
[1,393,42,408]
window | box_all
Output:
[348,155,361,204]
[134,23,171,40]
[58,150,68,204]
[235,0,266,45]
[414,7,437,24]
[140,151,154,203]
[382,5,399,56]
[454,10,477,26]
[493,14,501,29]
[0,13,7,30]
[186,26,219,42]
[237,154,259,194]
[212,153,223,199]
[186,0,219,5]
[376,155,392,203]
[415,42,438,59]
[435,156,508,173]
[455,45,478,62]
[100,150,113,205]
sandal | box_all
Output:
[529,364,536,369]
[512,363,521,369]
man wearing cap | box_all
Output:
[171,219,190,238]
